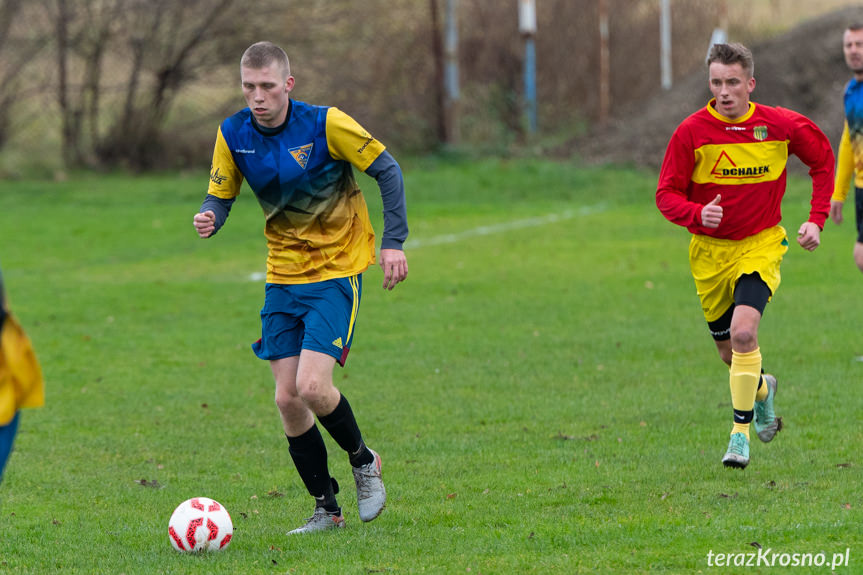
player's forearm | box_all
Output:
[199,194,236,236]
[656,188,700,228]
[807,163,834,229]
[807,190,831,229]
[366,151,408,249]
[790,116,834,224]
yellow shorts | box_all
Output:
[688,225,788,323]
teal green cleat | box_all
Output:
[722,432,750,469]
[753,374,783,443]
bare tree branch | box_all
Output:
[0,0,24,53]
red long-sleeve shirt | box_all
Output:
[656,100,834,240]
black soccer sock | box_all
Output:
[755,369,768,402]
[318,394,374,467]
[286,425,339,512]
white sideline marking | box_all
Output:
[247,203,607,280]
[404,203,607,249]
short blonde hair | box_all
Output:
[241,41,290,77]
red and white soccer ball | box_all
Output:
[168,497,233,552]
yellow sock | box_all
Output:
[729,348,762,440]
[755,374,768,401]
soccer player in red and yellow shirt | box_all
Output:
[656,43,834,469]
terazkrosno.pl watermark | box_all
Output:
[706,548,851,570]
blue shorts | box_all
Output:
[252,275,362,367]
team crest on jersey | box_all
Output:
[288,143,314,169]
[753,125,768,141]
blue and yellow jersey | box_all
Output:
[833,78,863,201]
[207,101,386,284]
[0,267,44,426]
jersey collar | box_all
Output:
[706,98,756,124]
[251,100,292,136]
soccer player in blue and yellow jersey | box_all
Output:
[831,24,863,273]
[0,263,45,482]
[193,42,408,533]
[657,43,834,469]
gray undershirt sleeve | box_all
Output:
[365,151,408,250]
[199,195,236,236]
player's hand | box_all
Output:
[797,221,821,251]
[379,248,408,290]
[701,194,723,229]
[193,210,216,238]
[830,199,844,225]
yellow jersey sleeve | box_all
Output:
[207,127,244,199]
[325,108,386,172]
[0,314,44,425]
[833,121,854,203]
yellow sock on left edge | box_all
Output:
[729,348,762,440]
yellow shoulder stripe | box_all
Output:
[326,108,385,172]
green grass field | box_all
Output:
[0,159,860,573]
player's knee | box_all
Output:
[730,328,757,351]
[274,388,303,415]
[295,374,332,405]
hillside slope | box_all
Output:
[572,6,863,170]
